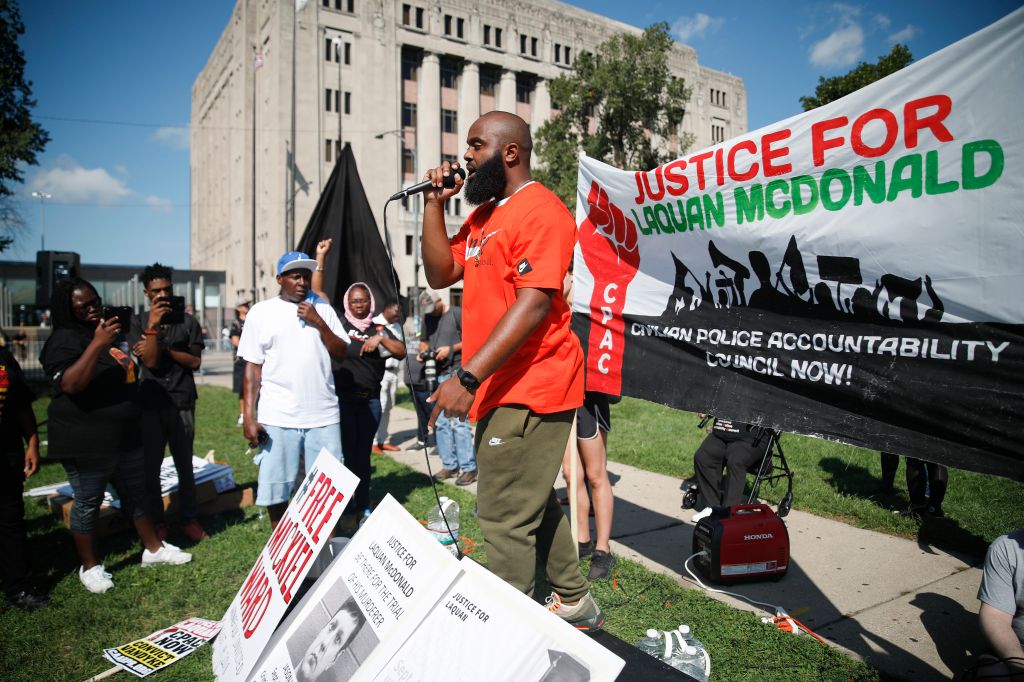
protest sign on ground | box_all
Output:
[103,618,221,678]
[212,449,358,682]
[249,494,462,682]
[360,557,625,682]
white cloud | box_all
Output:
[810,18,864,67]
[28,155,173,213]
[874,13,891,30]
[671,13,724,42]
[888,24,918,43]
[152,126,190,150]
[29,156,132,205]
[144,195,173,213]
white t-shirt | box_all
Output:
[237,294,350,428]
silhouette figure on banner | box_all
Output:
[663,234,945,324]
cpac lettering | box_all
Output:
[597,284,617,374]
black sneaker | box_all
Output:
[8,590,47,611]
[587,550,616,580]
[578,539,595,559]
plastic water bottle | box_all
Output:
[426,496,460,556]
[634,629,664,659]
[668,645,706,681]
[676,625,709,682]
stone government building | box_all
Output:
[190,0,747,304]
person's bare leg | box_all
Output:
[72,531,99,569]
[133,515,164,553]
[579,431,613,553]
[560,444,591,544]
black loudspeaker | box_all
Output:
[36,251,80,307]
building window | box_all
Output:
[554,43,572,65]
[520,34,527,54]
[516,75,533,104]
[444,14,452,35]
[457,17,465,39]
[712,123,725,144]
[495,28,503,48]
[402,4,424,29]
[344,91,351,115]
[446,197,462,217]
[441,109,458,134]
[483,25,490,45]
[710,88,727,107]
[325,138,333,163]
[480,67,499,96]
[554,44,560,63]
[325,88,331,111]
[344,42,351,65]
[402,147,415,175]
[405,235,414,256]
[442,153,458,167]
[531,37,538,57]
[564,46,571,63]
[402,102,417,127]
[324,37,333,61]
[325,38,350,64]
[401,51,419,81]
[440,59,459,88]
[401,195,419,212]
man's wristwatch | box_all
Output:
[457,368,481,392]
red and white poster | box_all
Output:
[212,449,358,682]
[573,8,1024,480]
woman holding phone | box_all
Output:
[40,278,192,594]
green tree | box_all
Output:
[534,22,694,207]
[0,0,49,251]
[800,44,914,111]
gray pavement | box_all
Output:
[195,353,986,679]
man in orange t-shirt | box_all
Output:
[420,111,602,632]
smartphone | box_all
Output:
[101,306,133,330]
[159,295,186,325]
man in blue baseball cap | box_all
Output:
[237,251,350,528]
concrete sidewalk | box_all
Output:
[196,355,985,679]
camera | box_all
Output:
[158,295,186,325]
[422,349,438,393]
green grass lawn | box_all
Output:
[1,386,878,681]
[608,397,1024,558]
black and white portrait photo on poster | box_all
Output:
[572,8,1024,480]
[286,579,379,682]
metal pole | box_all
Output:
[412,144,420,330]
[31,191,51,251]
[288,0,298,251]
[337,39,343,147]
[252,45,259,303]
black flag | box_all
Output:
[297,144,401,307]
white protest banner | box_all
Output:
[361,557,625,682]
[212,449,358,682]
[248,494,461,682]
[102,617,221,678]
[573,8,1024,479]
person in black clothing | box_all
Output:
[0,345,47,610]
[691,416,767,523]
[879,452,948,517]
[41,278,191,595]
[130,263,207,542]
[230,299,251,426]
[312,241,406,526]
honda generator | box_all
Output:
[692,504,789,584]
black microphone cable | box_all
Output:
[380,196,464,560]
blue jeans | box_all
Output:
[339,392,382,514]
[254,423,343,506]
[435,372,476,473]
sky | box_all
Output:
[8,0,1022,269]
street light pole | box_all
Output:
[375,128,420,329]
[31,191,51,251]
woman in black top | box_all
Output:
[312,241,406,524]
[40,278,191,594]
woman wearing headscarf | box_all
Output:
[40,278,191,594]
[313,240,406,526]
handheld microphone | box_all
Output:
[389,167,466,201]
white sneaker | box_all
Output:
[691,507,713,523]
[236,414,244,426]
[79,565,114,593]
[142,541,193,566]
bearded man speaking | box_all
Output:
[419,111,603,632]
